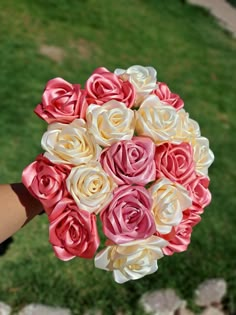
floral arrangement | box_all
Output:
[22,65,214,283]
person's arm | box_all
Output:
[0,183,43,243]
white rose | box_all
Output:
[66,162,116,214]
[115,65,157,104]
[135,95,179,144]
[174,109,201,142]
[95,235,168,283]
[191,137,214,175]
[86,100,135,147]
[148,178,192,234]
[115,65,157,95]
[41,119,101,165]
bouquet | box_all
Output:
[22,65,214,283]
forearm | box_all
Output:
[0,183,43,243]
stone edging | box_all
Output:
[186,0,236,38]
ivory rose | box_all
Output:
[95,235,168,283]
[41,119,101,165]
[86,100,135,147]
[85,67,135,108]
[174,109,200,142]
[35,77,88,123]
[148,178,192,234]
[191,137,214,175]
[152,82,184,110]
[22,154,70,213]
[135,95,179,144]
[115,65,157,104]
[155,142,196,185]
[49,198,99,260]
[100,137,156,186]
[101,185,156,244]
[66,162,116,214]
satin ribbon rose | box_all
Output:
[135,95,179,144]
[174,109,200,143]
[101,185,156,244]
[185,175,211,210]
[183,206,202,224]
[95,235,168,283]
[190,137,214,176]
[35,77,88,123]
[41,119,101,165]
[85,67,135,108]
[155,142,196,185]
[160,210,201,255]
[148,178,192,234]
[22,154,70,214]
[66,162,116,214]
[86,100,135,147]
[152,82,184,111]
[49,198,99,260]
[100,137,156,186]
[114,65,157,105]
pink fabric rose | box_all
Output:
[183,207,203,223]
[101,185,155,244]
[155,142,196,185]
[160,210,201,255]
[185,175,211,210]
[22,154,70,214]
[34,77,88,123]
[85,67,135,108]
[152,82,184,110]
[49,198,100,260]
[100,137,156,186]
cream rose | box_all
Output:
[191,137,214,175]
[148,178,192,234]
[135,95,179,144]
[95,235,168,283]
[86,100,135,147]
[66,162,116,214]
[174,109,200,142]
[114,65,157,104]
[41,119,101,165]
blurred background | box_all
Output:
[0,0,236,314]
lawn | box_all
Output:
[0,0,236,314]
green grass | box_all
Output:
[0,0,236,314]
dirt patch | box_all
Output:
[217,112,230,129]
[70,38,102,60]
[77,38,92,59]
[39,44,66,63]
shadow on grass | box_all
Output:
[0,237,13,256]
[226,0,236,7]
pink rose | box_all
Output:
[101,185,155,244]
[85,67,135,108]
[100,137,156,186]
[152,82,184,110]
[22,154,70,214]
[155,142,196,185]
[185,176,211,209]
[183,207,203,223]
[160,211,201,255]
[49,198,99,260]
[34,77,88,123]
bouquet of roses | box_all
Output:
[22,65,214,283]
